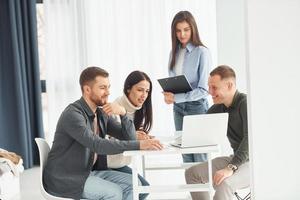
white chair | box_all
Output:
[35,138,73,200]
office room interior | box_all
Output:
[0,0,300,200]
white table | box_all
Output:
[123,144,219,200]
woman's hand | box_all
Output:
[136,130,155,140]
[163,92,175,104]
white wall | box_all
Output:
[246,0,300,199]
[44,0,218,141]
[216,0,247,93]
[216,0,247,155]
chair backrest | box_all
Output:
[35,138,73,200]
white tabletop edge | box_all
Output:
[123,144,219,156]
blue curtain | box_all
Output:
[0,0,44,168]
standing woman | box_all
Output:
[163,11,212,163]
[107,70,153,200]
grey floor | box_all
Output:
[7,155,192,200]
[10,167,43,200]
[6,158,249,200]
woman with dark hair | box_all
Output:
[107,70,153,200]
[163,11,212,163]
[122,70,153,134]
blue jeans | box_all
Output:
[173,99,209,163]
[82,170,134,200]
[113,166,149,200]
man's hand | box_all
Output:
[136,130,155,140]
[213,167,234,186]
[102,102,126,116]
[163,92,175,104]
[139,139,163,150]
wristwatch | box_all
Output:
[227,164,238,172]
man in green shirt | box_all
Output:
[185,65,249,200]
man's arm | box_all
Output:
[229,99,249,167]
[60,106,139,155]
[107,114,136,140]
[101,102,136,140]
[213,99,248,185]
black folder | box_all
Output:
[158,75,192,94]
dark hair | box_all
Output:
[123,71,153,132]
[210,65,236,80]
[170,11,206,70]
[79,66,109,92]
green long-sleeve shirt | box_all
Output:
[207,91,248,167]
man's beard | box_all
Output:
[90,95,107,106]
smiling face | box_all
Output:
[208,75,232,105]
[175,20,192,48]
[127,80,150,107]
[85,76,110,107]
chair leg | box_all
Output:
[234,192,251,200]
[234,192,243,200]
[244,192,251,200]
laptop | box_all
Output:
[170,113,228,148]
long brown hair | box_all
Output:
[123,71,153,132]
[170,11,205,70]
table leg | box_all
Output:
[207,153,214,200]
[142,155,146,178]
[131,155,139,200]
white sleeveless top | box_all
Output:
[174,48,186,75]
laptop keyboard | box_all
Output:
[170,136,182,147]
